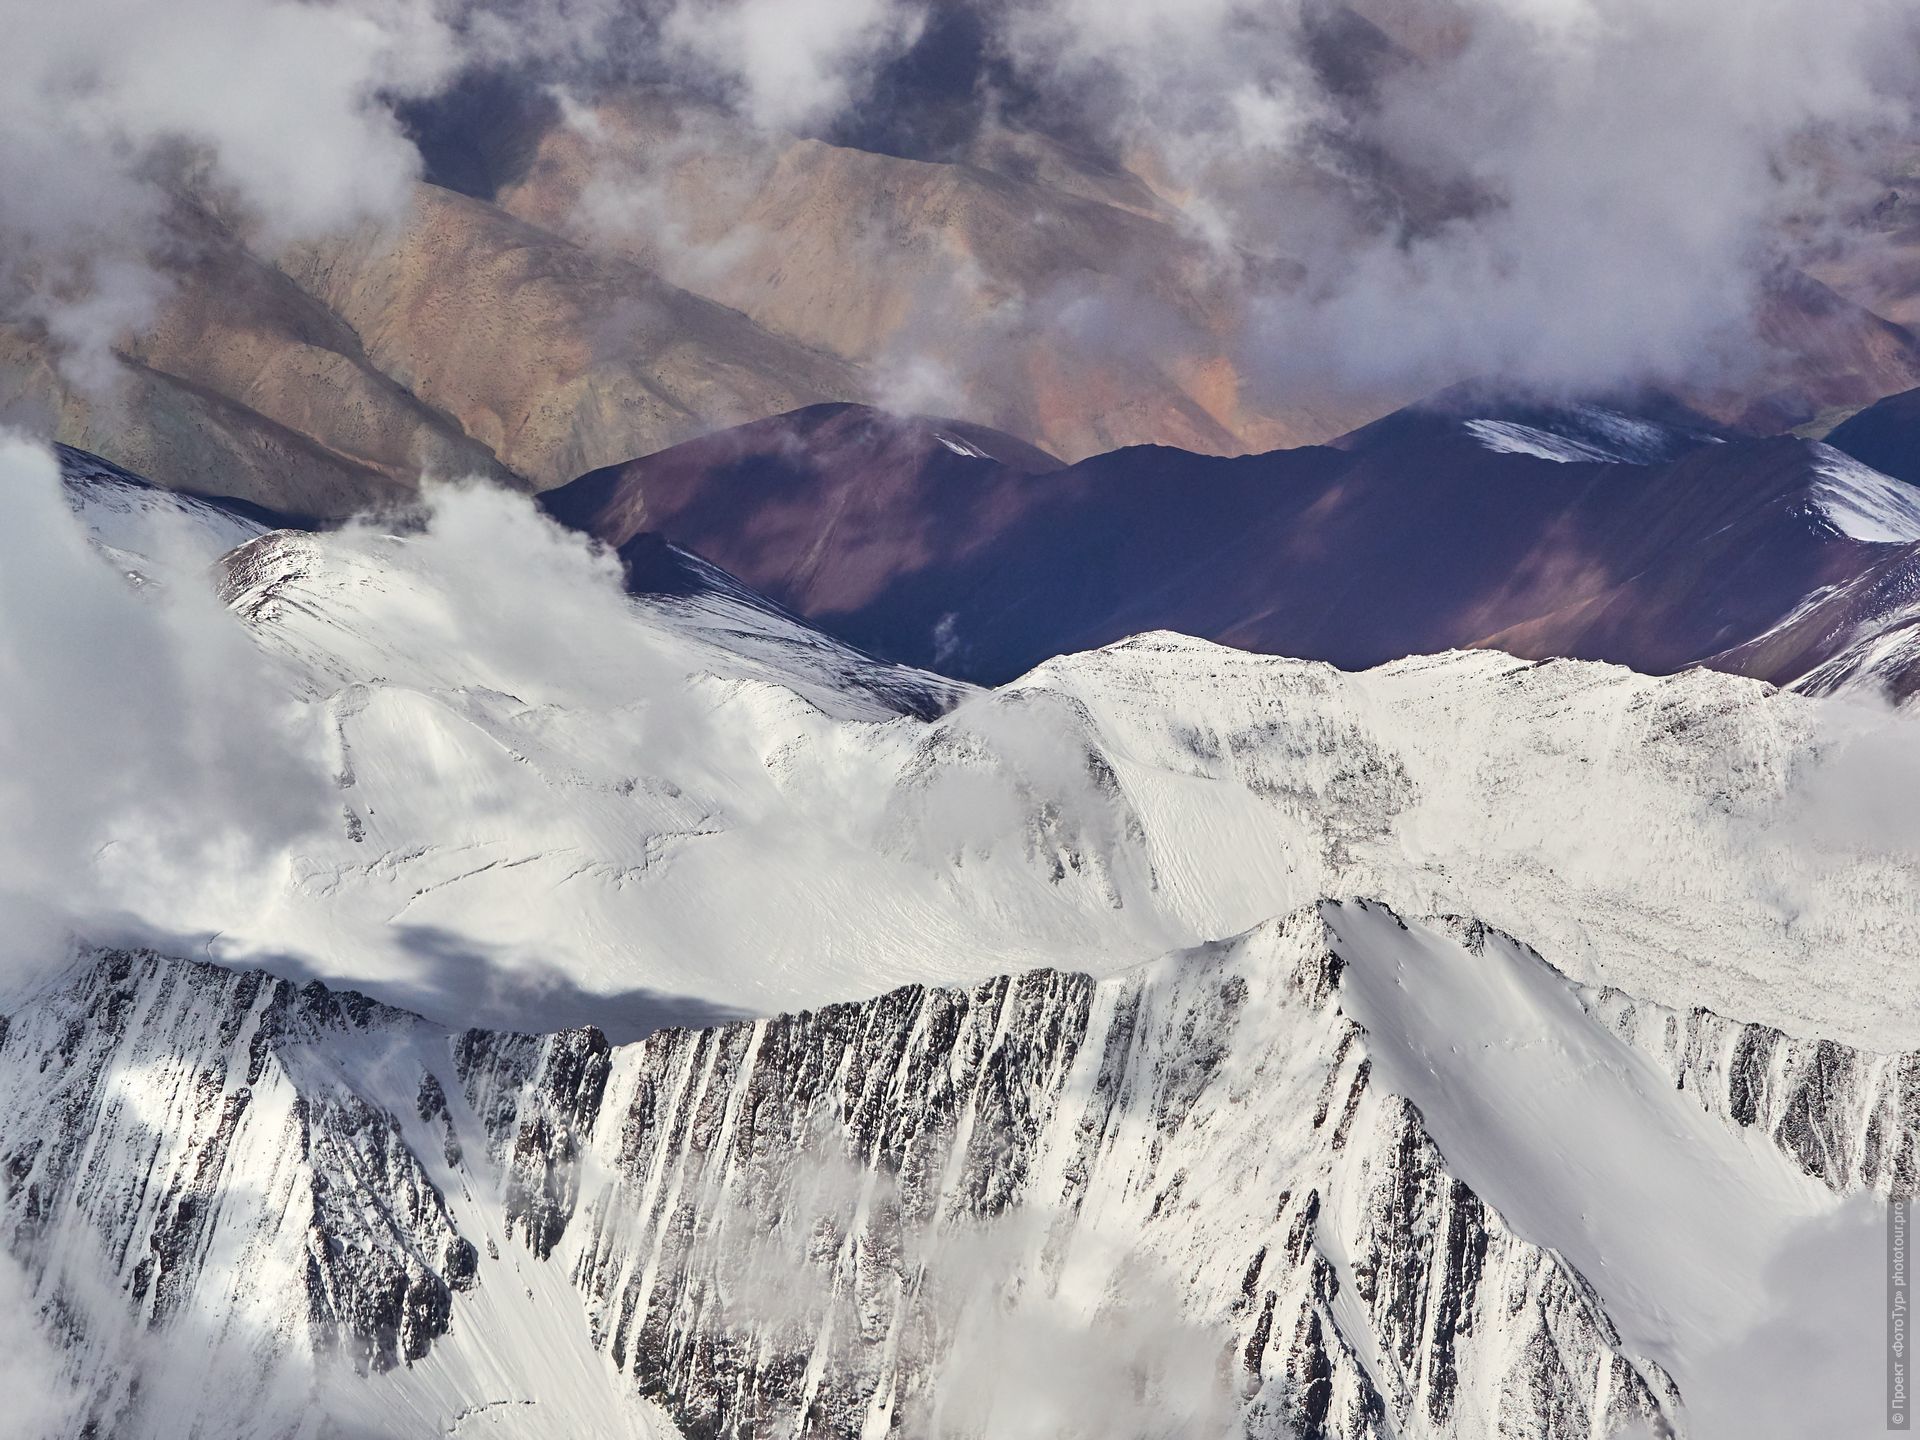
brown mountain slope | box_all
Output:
[543,403,1062,622]
[11,76,1920,517]
[0,207,507,516]
[1703,269,1920,430]
[492,91,1408,462]
[0,180,865,517]
[493,90,1920,459]
[1802,136,1920,331]
[273,182,862,491]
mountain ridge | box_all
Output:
[542,395,1920,701]
[5,890,1902,1438]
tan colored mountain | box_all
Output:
[1687,268,1920,432]
[1803,137,1920,333]
[274,181,860,490]
[0,179,861,516]
[0,208,506,517]
[7,67,1920,517]
[492,91,1394,462]
[503,89,1920,460]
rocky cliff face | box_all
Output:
[1581,969,1920,1197]
[461,905,1681,1440]
[11,897,1873,1438]
[0,952,480,1437]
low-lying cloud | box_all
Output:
[1244,0,1919,392]
[660,0,929,132]
[975,0,1920,396]
[0,443,809,1029]
[0,442,677,1007]
[533,0,1920,404]
[683,1143,1241,1440]
[0,435,335,996]
[0,1247,81,1440]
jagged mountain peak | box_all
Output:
[7,891,1905,1438]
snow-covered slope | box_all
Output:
[219,526,963,724]
[1705,483,1920,705]
[58,444,269,570]
[183,512,1920,1049]
[1337,391,1727,469]
[1460,405,1714,464]
[1803,444,1920,543]
[996,637,1920,1050]
[0,949,664,1440]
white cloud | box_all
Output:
[1686,1194,1892,1440]
[0,1249,82,1440]
[7,0,1920,430]
[660,0,927,132]
[906,1219,1240,1440]
[1002,0,1920,394]
[511,0,1920,410]
[0,435,335,993]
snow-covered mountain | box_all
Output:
[5,442,1917,1437]
[58,444,272,573]
[5,901,1905,1438]
[37,463,1906,1048]
[194,530,1920,1048]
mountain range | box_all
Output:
[9,7,1920,1436]
[4,428,1915,1436]
[545,384,1920,700]
[12,48,1920,520]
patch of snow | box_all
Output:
[1806,444,1920,543]
[933,432,994,460]
[1464,418,1626,463]
[1464,405,1713,465]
